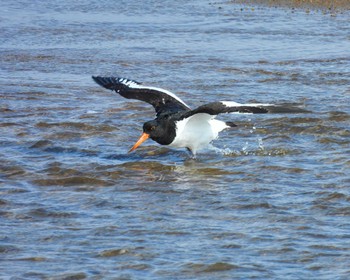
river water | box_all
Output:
[1,1,349,279]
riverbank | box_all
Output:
[231,0,350,12]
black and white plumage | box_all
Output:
[92,76,307,155]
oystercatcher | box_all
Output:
[92,76,306,156]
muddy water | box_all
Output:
[1,1,350,279]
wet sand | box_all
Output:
[232,0,350,11]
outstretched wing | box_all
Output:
[92,76,190,116]
[179,101,309,120]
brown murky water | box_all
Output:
[1,1,350,279]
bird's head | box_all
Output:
[129,120,170,153]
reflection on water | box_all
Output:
[1,0,350,279]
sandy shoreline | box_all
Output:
[231,0,350,11]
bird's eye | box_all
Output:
[151,126,155,131]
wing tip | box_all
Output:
[92,76,142,90]
[226,121,237,127]
[92,76,115,90]
[221,101,309,114]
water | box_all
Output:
[1,1,350,279]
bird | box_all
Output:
[92,76,306,156]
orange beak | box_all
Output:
[128,132,150,153]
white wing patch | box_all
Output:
[221,101,273,107]
[118,78,190,109]
[221,101,275,114]
[117,78,139,86]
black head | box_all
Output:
[143,120,174,145]
[129,119,176,153]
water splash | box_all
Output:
[242,141,250,155]
[258,137,265,152]
[208,144,237,156]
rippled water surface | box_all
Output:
[1,1,350,279]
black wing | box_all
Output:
[92,76,190,116]
[179,101,309,120]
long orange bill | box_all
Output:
[128,132,150,153]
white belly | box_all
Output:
[169,113,229,154]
